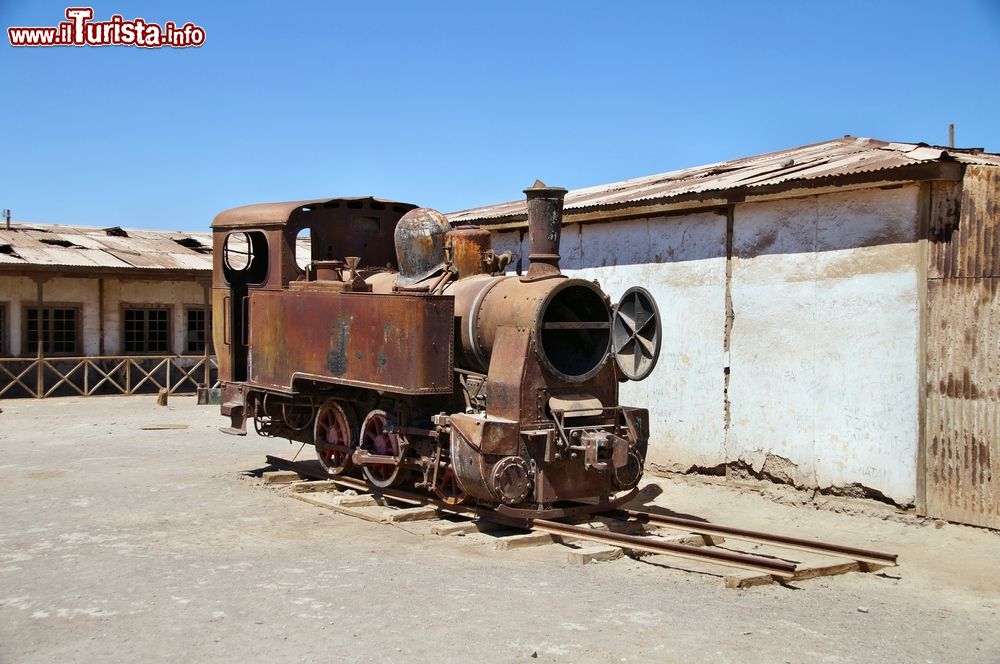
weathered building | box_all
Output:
[0,223,216,398]
[449,136,1000,528]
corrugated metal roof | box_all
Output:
[0,223,213,272]
[447,136,1000,225]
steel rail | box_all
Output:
[267,455,433,506]
[528,518,796,576]
[267,455,897,570]
[265,455,798,577]
[612,508,897,566]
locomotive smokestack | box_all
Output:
[522,179,568,281]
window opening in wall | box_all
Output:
[26,307,79,355]
[124,308,170,354]
[185,308,209,354]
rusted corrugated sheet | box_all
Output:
[925,165,1000,529]
[10,246,133,268]
[927,179,964,280]
[929,166,1000,279]
[925,278,1000,528]
[449,136,1000,225]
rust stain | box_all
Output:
[924,166,1000,528]
[327,313,353,377]
[248,290,454,395]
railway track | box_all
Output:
[264,455,898,587]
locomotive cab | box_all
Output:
[211,197,417,430]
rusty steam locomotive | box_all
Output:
[212,182,661,515]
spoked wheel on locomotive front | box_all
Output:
[433,459,470,505]
[359,409,407,489]
[314,399,357,476]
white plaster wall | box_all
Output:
[728,186,921,503]
[0,275,206,356]
[0,275,101,355]
[492,211,729,471]
[489,186,922,504]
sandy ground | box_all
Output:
[1,395,998,664]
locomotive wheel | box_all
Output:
[433,464,471,505]
[314,400,356,476]
[612,451,644,491]
[360,409,405,489]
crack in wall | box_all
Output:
[722,205,735,466]
[650,460,907,508]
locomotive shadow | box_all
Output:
[623,483,710,524]
[243,458,322,479]
[243,464,278,478]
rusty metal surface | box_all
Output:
[448,137,1000,225]
[216,182,659,510]
[438,192,630,504]
[0,223,212,272]
[213,198,413,291]
[447,274,504,372]
[212,197,416,229]
[925,165,1000,529]
[445,226,492,280]
[522,180,567,281]
[450,275,613,384]
[925,277,1000,528]
[393,208,451,284]
[929,166,1000,279]
[211,288,231,380]
[247,290,454,395]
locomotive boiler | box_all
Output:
[212,181,662,515]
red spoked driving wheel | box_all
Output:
[434,463,471,505]
[314,399,356,476]
[360,409,405,489]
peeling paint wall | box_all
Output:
[729,186,921,504]
[495,211,730,472]
[0,275,208,356]
[490,184,922,504]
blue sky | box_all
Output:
[2,0,999,231]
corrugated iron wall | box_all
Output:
[924,165,1000,528]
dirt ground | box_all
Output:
[1,395,998,664]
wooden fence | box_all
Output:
[0,355,219,399]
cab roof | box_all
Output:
[211,197,418,229]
